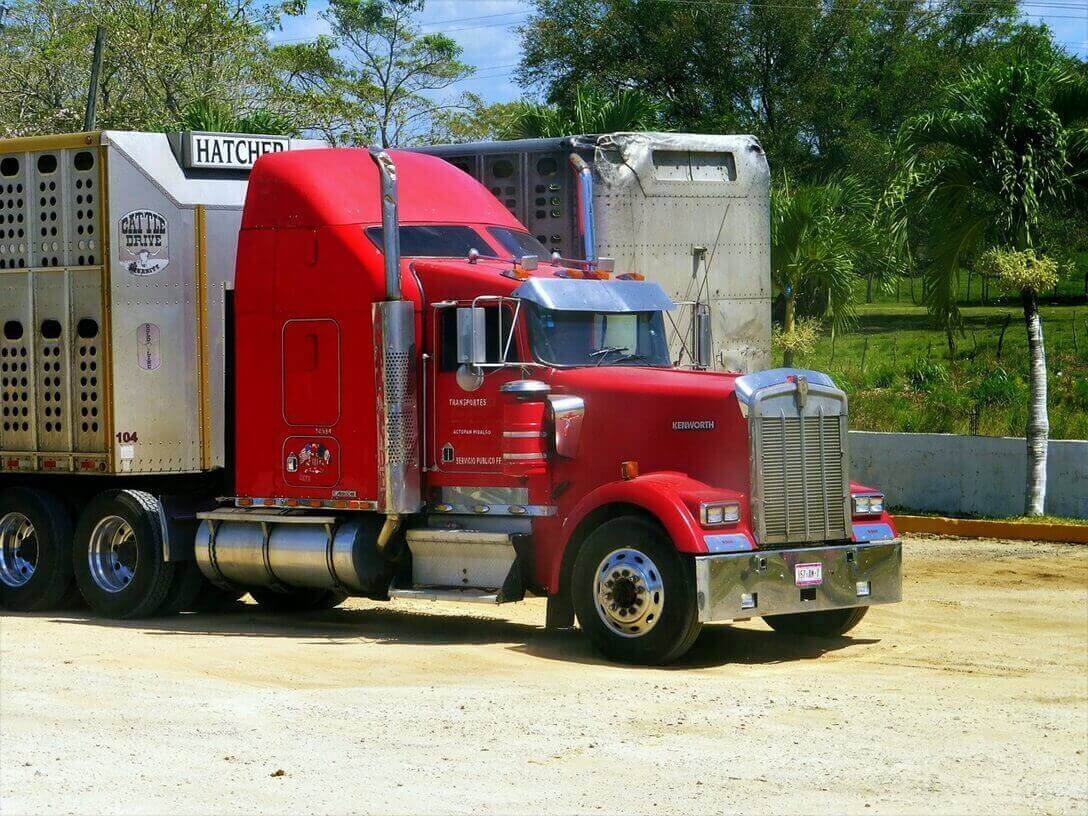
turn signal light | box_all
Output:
[616,272,645,281]
[621,460,639,480]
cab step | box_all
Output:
[388,587,503,604]
[404,528,525,602]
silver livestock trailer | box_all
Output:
[421,132,772,373]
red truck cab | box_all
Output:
[213,147,900,663]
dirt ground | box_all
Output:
[1,536,1085,816]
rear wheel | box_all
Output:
[763,606,869,637]
[0,488,74,611]
[572,516,701,665]
[73,490,176,619]
[249,586,346,613]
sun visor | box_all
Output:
[513,278,676,312]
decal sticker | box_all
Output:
[672,420,715,431]
[283,436,340,487]
[120,210,169,275]
[136,323,161,370]
[297,441,332,475]
[449,397,488,407]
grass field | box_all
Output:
[788,264,1088,440]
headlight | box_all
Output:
[852,493,885,516]
[700,501,740,526]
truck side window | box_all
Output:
[437,307,519,372]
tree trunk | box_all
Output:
[783,294,796,368]
[1021,288,1048,516]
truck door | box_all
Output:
[430,304,520,474]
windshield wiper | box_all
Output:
[588,346,628,366]
[613,353,651,365]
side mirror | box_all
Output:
[693,303,711,369]
[456,307,486,366]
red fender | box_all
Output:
[544,471,754,592]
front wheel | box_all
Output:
[571,516,701,665]
[763,606,868,637]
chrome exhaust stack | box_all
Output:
[368,149,421,534]
[569,153,597,263]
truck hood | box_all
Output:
[544,366,751,492]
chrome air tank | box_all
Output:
[195,513,395,596]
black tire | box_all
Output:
[763,606,869,637]
[571,515,701,665]
[249,586,346,613]
[0,488,74,612]
[72,490,176,619]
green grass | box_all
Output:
[891,509,1088,526]
[789,265,1088,440]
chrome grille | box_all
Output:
[756,412,848,544]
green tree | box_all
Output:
[770,176,881,366]
[899,47,1088,514]
[516,0,1018,178]
[497,86,660,139]
[0,0,293,136]
[273,0,472,146]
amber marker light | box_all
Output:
[621,460,639,480]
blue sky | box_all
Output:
[271,0,1088,106]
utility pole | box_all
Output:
[83,26,105,131]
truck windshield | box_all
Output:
[526,304,671,367]
[365,225,498,258]
[486,227,550,259]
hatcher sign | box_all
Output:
[182,132,289,171]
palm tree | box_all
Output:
[770,175,880,366]
[899,48,1088,515]
[499,87,661,139]
[179,99,294,136]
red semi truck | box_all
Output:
[0,132,900,664]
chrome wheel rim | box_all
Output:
[594,547,665,638]
[88,515,137,594]
[0,512,38,588]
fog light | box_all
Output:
[740,592,757,610]
[856,581,871,597]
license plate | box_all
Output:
[795,562,823,587]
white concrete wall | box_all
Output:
[849,431,1088,519]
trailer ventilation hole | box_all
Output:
[536,157,558,176]
[3,321,22,341]
[491,159,514,179]
[77,318,99,339]
[0,158,18,177]
[36,154,57,174]
[40,319,61,339]
[73,152,95,172]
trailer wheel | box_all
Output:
[763,606,869,637]
[0,488,74,612]
[73,491,176,619]
[249,586,346,614]
[571,515,701,665]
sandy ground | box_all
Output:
[0,535,1086,816]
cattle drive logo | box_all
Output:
[296,442,332,475]
[119,210,169,275]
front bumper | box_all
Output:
[694,540,902,622]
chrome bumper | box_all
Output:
[694,540,902,622]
